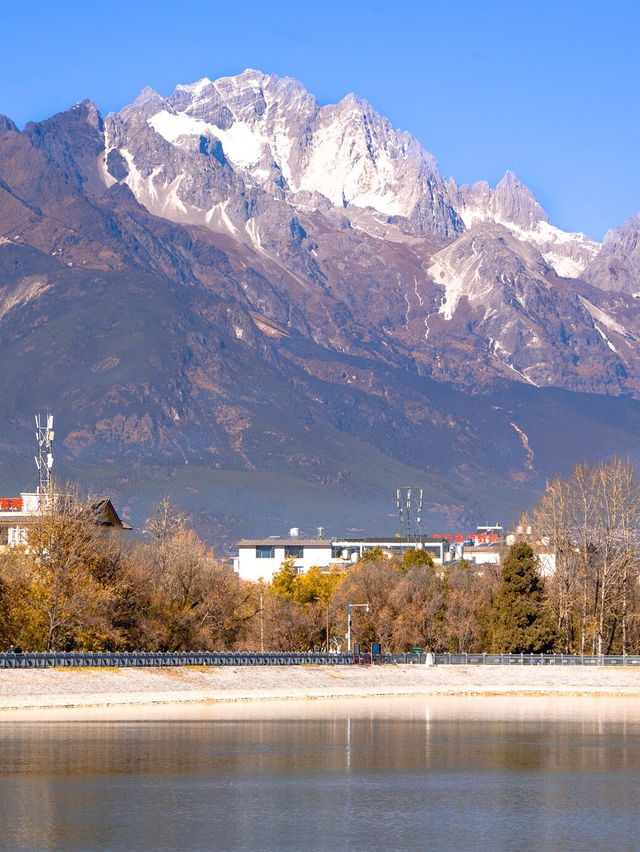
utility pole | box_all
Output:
[326,602,330,652]
[347,602,370,653]
[313,596,331,651]
[259,591,264,653]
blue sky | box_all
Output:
[1,0,638,239]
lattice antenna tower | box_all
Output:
[35,413,54,495]
[396,486,423,541]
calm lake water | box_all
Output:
[1,696,640,851]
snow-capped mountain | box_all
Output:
[2,70,640,541]
[91,69,640,398]
[102,69,463,241]
[4,69,640,401]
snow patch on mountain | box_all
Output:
[0,277,52,322]
[291,103,414,217]
[578,296,629,338]
[149,110,265,168]
[429,233,502,321]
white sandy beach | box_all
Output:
[2,663,640,718]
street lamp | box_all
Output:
[312,596,330,650]
[347,602,370,653]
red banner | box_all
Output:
[0,497,23,511]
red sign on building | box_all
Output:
[0,497,23,511]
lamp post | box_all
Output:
[312,596,331,650]
[347,602,370,653]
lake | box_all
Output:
[1,696,640,851]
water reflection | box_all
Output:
[2,696,640,851]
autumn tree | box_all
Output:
[441,560,499,653]
[268,560,342,649]
[532,457,640,654]
[15,491,117,650]
[533,474,579,652]
[142,521,253,651]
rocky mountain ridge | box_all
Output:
[1,70,640,543]
[93,71,640,397]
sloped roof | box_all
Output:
[86,499,133,530]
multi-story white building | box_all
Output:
[234,531,448,582]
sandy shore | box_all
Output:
[2,663,640,716]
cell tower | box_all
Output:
[396,486,423,540]
[34,413,54,495]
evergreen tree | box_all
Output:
[491,542,557,653]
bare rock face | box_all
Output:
[424,222,638,395]
[584,215,640,294]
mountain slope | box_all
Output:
[1,71,640,547]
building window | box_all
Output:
[256,546,275,559]
[284,545,304,559]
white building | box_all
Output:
[458,543,504,566]
[0,493,49,548]
[234,537,334,582]
[234,533,448,582]
[0,491,131,549]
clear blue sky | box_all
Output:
[1,0,638,240]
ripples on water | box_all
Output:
[1,696,640,851]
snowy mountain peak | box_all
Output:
[174,76,213,94]
[493,170,548,229]
[454,170,547,231]
[451,172,598,279]
[103,70,463,238]
[121,86,169,120]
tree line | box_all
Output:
[2,458,640,655]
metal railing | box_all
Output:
[2,650,640,668]
[0,651,355,669]
[430,652,640,666]
[377,652,640,666]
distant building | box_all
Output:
[457,542,504,566]
[0,492,132,550]
[234,532,448,582]
[475,523,504,539]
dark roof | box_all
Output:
[86,499,133,530]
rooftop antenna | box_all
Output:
[396,486,423,541]
[34,413,54,496]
